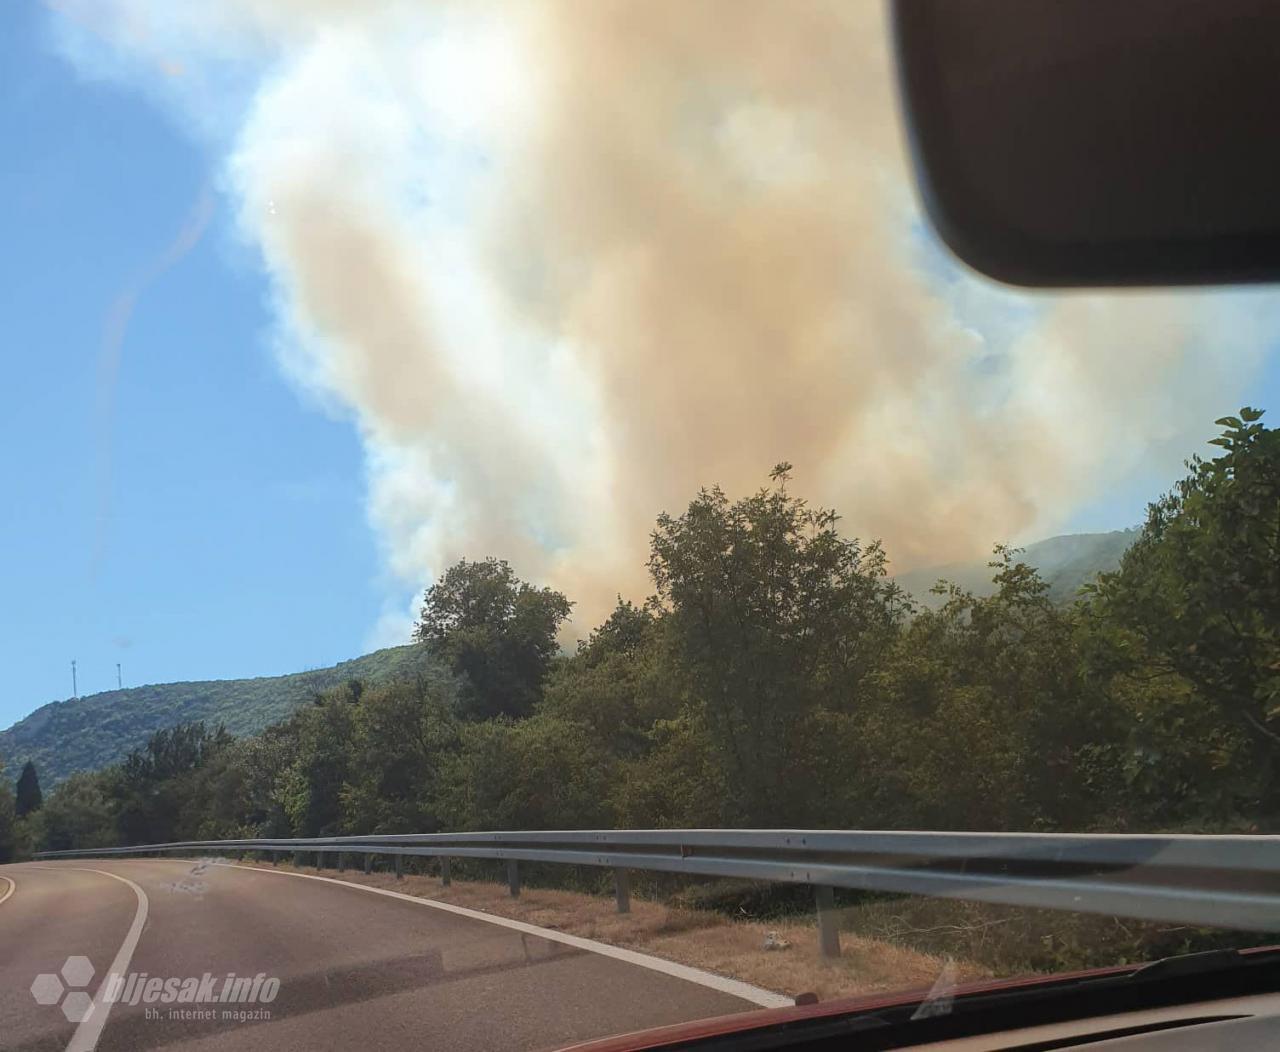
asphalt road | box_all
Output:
[0,859,763,1052]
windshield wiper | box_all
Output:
[1127,946,1280,981]
[1131,952,1249,982]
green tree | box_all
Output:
[853,550,1113,830]
[1069,671,1257,830]
[610,712,728,827]
[648,464,910,824]
[116,723,232,843]
[35,771,120,852]
[341,677,459,833]
[575,599,656,667]
[542,600,680,761]
[278,690,357,837]
[15,760,43,818]
[181,738,265,841]
[235,720,305,838]
[0,760,15,863]
[435,715,614,830]
[1086,410,1280,753]
[415,557,573,720]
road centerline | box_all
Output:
[34,866,151,1052]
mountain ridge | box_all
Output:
[0,644,437,787]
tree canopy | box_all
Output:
[415,557,572,720]
[648,463,910,823]
[21,409,1280,861]
[1086,410,1280,749]
[15,760,42,818]
[0,761,14,864]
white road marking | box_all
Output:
[218,861,793,1008]
[0,874,15,906]
[43,856,792,1007]
[35,866,150,1052]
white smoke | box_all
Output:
[52,0,1280,638]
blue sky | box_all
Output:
[1,3,393,726]
[6,1,1280,735]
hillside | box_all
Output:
[0,644,438,787]
[894,530,1138,609]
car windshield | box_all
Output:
[3,3,1279,1051]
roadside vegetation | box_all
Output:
[4,408,1279,975]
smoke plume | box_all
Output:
[53,0,1280,637]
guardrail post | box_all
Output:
[337,852,346,873]
[272,851,279,866]
[614,868,631,914]
[293,850,303,868]
[394,854,403,881]
[364,853,372,875]
[315,852,322,872]
[815,885,841,959]
[440,858,451,886]
[507,859,520,898]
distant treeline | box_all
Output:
[4,409,1279,861]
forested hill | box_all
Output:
[894,529,1138,609]
[0,644,437,787]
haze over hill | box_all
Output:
[0,645,437,787]
[893,530,1138,609]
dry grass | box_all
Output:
[235,859,988,1003]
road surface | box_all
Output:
[0,859,766,1052]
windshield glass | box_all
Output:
[3,3,1279,1050]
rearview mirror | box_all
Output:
[892,0,1280,286]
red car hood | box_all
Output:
[561,964,1137,1052]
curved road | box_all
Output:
[0,859,766,1052]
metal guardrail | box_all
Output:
[36,830,1280,958]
